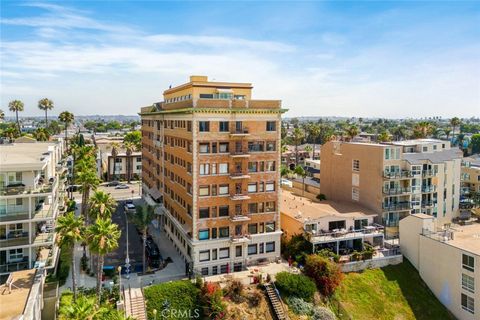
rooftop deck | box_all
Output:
[0,269,36,319]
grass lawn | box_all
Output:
[335,260,454,320]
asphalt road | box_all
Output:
[70,182,142,203]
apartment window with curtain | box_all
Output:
[219,121,229,132]
[199,229,209,240]
[463,254,475,272]
[199,121,210,132]
[462,274,475,293]
[461,293,474,314]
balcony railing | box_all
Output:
[230,194,251,201]
[33,232,55,245]
[33,204,55,220]
[382,187,412,195]
[422,170,437,177]
[421,185,437,193]
[0,212,29,222]
[0,232,29,247]
[0,260,30,273]
[230,128,250,136]
[230,215,251,222]
[305,225,384,243]
[383,171,413,179]
[230,234,251,242]
[383,219,399,227]
[382,202,412,211]
[230,150,250,157]
[229,172,250,179]
[0,177,57,196]
[421,201,436,208]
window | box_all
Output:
[248,183,257,193]
[259,243,264,254]
[235,246,242,257]
[353,160,360,172]
[199,143,210,153]
[265,201,275,212]
[219,227,229,238]
[248,203,258,214]
[199,164,210,175]
[352,188,360,201]
[248,244,258,255]
[266,182,275,192]
[248,223,258,234]
[212,266,218,275]
[219,185,229,195]
[200,93,214,99]
[212,249,217,260]
[219,143,229,153]
[199,121,210,132]
[219,163,229,174]
[201,268,209,276]
[199,229,209,240]
[248,141,264,152]
[220,264,229,273]
[248,162,258,173]
[219,247,230,259]
[9,248,23,261]
[199,207,210,219]
[219,121,229,132]
[199,250,210,262]
[462,274,475,293]
[266,141,276,151]
[463,254,475,272]
[219,206,229,217]
[461,293,474,314]
[199,186,210,197]
[266,241,275,253]
[266,222,275,232]
[266,161,276,171]
[266,121,276,131]
[211,228,217,239]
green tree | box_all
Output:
[59,294,97,320]
[413,121,434,138]
[304,145,313,159]
[377,131,391,142]
[308,123,321,159]
[294,165,307,196]
[132,205,155,274]
[123,131,141,151]
[87,218,121,303]
[3,124,19,140]
[392,125,407,141]
[292,127,305,165]
[56,212,85,301]
[450,117,461,143]
[8,99,24,131]
[345,125,359,141]
[110,142,121,181]
[38,98,54,127]
[47,120,62,135]
[470,134,480,154]
[304,254,343,297]
[33,127,50,141]
[124,141,134,183]
[76,161,100,221]
[0,109,4,121]
[280,164,291,178]
[88,190,117,221]
[58,111,75,151]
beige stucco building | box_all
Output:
[320,139,463,237]
[462,156,480,196]
[400,214,479,319]
[140,76,286,276]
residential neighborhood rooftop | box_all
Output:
[0,269,36,320]
[280,189,377,222]
[0,142,57,170]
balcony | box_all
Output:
[382,187,412,195]
[0,177,57,196]
[230,215,251,222]
[421,185,437,193]
[230,128,250,137]
[230,150,250,158]
[33,232,55,245]
[0,232,29,247]
[230,234,251,243]
[383,171,413,179]
[229,172,251,179]
[422,170,437,177]
[0,211,29,222]
[230,194,251,201]
[33,203,55,220]
[305,225,384,244]
[0,259,30,273]
[382,202,412,211]
[421,201,436,208]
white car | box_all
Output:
[124,203,136,213]
[281,178,292,188]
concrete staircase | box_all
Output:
[124,286,147,320]
[265,283,288,320]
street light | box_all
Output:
[117,265,122,300]
[124,206,131,279]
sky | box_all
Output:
[1,1,479,118]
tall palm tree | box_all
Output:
[56,212,84,301]
[308,123,321,159]
[444,128,452,140]
[59,111,74,151]
[76,162,100,220]
[292,127,305,166]
[33,127,50,141]
[294,165,307,196]
[4,125,19,141]
[304,145,313,159]
[132,205,155,274]
[413,121,433,138]
[87,218,121,303]
[124,141,134,183]
[111,142,121,181]
[59,295,97,320]
[377,131,391,142]
[0,109,4,121]
[88,190,117,221]
[38,98,54,127]
[8,100,24,131]
[450,117,461,144]
[392,125,407,141]
[345,125,359,141]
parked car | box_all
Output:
[106,181,120,187]
[124,202,136,213]
[115,184,129,189]
[280,178,293,188]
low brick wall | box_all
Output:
[341,255,403,273]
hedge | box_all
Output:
[275,271,317,302]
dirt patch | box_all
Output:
[224,286,273,320]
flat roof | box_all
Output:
[447,223,480,255]
[391,139,444,146]
[0,142,58,171]
[280,189,377,222]
[0,269,36,319]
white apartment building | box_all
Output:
[400,214,479,320]
[0,141,65,277]
[321,139,463,237]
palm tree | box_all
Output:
[0,109,4,121]
[8,100,24,131]
[345,125,359,141]
[132,205,155,274]
[124,141,134,183]
[308,123,321,159]
[304,145,313,159]
[111,142,121,181]
[4,125,19,141]
[76,162,100,220]
[88,190,117,221]
[87,218,121,303]
[56,212,84,301]
[292,127,305,165]
[413,121,433,138]
[444,128,452,140]
[59,111,74,151]
[294,165,307,196]
[392,125,407,141]
[33,128,50,141]
[38,98,54,127]
[377,131,391,142]
[450,117,461,144]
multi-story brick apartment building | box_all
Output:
[320,139,463,237]
[140,76,286,276]
[0,140,65,278]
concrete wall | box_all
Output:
[341,255,403,273]
[399,215,435,269]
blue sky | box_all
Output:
[1,1,479,117]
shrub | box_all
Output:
[281,234,312,264]
[361,243,375,260]
[144,280,200,320]
[317,249,340,263]
[247,291,263,307]
[311,306,336,320]
[274,272,316,302]
[317,194,326,201]
[225,280,244,303]
[201,282,226,320]
[304,255,343,297]
[285,296,313,315]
